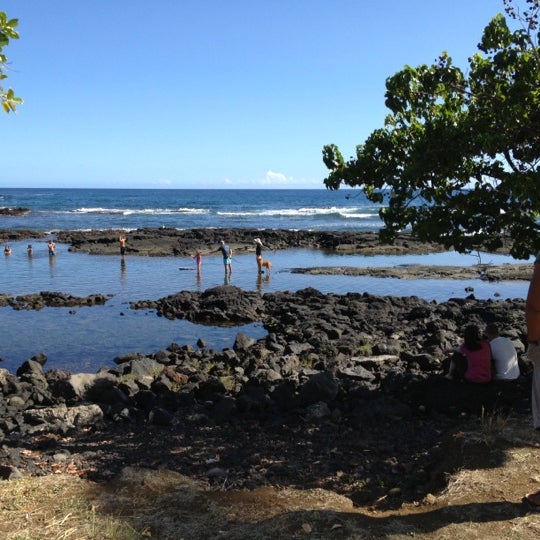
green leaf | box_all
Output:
[321,0,540,258]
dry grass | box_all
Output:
[0,474,139,540]
[2,417,540,539]
[480,406,509,441]
[0,468,356,539]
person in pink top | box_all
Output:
[446,324,492,383]
[193,249,202,275]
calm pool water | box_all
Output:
[0,239,529,373]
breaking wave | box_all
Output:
[69,207,210,216]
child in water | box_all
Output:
[193,250,202,274]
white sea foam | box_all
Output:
[340,212,375,219]
[2,187,384,233]
[217,206,375,218]
[70,207,209,216]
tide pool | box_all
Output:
[0,239,530,374]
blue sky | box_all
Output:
[2,1,509,189]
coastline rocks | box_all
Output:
[57,228,447,257]
[131,285,265,324]
[0,207,30,217]
[292,264,533,282]
[0,229,45,244]
[0,291,108,311]
[0,286,532,504]
[129,286,531,416]
[24,403,104,431]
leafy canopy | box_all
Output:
[323,0,540,259]
[0,11,22,113]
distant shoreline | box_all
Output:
[2,227,449,256]
[291,263,532,282]
[54,227,448,257]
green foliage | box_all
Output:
[0,11,23,113]
[323,0,540,259]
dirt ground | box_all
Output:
[94,414,540,539]
[3,414,540,539]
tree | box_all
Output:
[323,0,540,259]
[0,11,22,113]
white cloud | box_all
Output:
[152,178,174,187]
[218,170,322,189]
[262,170,289,185]
[261,170,322,188]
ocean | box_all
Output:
[0,188,530,374]
[0,187,384,232]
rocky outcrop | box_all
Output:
[133,285,266,324]
[56,228,447,257]
[0,291,108,311]
[0,229,45,242]
[292,264,533,282]
[0,207,30,216]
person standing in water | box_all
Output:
[254,238,264,274]
[193,249,202,275]
[119,234,127,257]
[48,240,56,256]
[216,240,232,276]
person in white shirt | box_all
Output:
[485,323,520,380]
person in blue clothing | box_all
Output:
[216,240,232,276]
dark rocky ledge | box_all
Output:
[56,228,448,257]
[292,263,533,281]
[4,227,518,263]
[0,291,109,311]
[0,229,46,242]
[0,207,30,216]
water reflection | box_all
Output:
[256,273,271,294]
[48,252,56,276]
[120,258,127,283]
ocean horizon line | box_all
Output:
[2,186,338,191]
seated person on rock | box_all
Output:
[445,324,492,383]
[485,322,520,381]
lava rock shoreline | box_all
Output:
[0,284,533,506]
[55,228,448,257]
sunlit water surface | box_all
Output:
[0,239,530,373]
